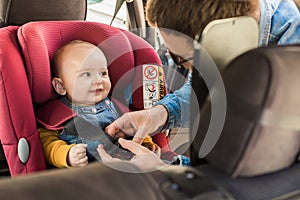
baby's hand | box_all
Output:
[67,144,88,167]
[143,143,161,158]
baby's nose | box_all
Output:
[93,77,103,85]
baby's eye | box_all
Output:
[81,72,91,77]
[99,71,108,76]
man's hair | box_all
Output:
[146,0,257,39]
[51,40,97,77]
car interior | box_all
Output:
[0,0,299,199]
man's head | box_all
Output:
[146,0,259,39]
[51,40,111,106]
[146,0,259,69]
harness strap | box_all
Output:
[36,97,128,130]
[63,116,115,144]
[63,116,134,160]
[110,0,125,26]
[36,99,76,130]
[110,0,137,30]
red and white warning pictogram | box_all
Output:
[143,65,160,109]
[143,65,158,80]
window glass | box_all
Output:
[86,0,128,30]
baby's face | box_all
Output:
[60,45,111,106]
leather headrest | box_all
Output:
[191,45,300,177]
[0,0,86,27]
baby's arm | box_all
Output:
[38,128,87,168]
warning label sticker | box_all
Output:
[143,65,159,109]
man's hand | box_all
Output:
[67,144,88,167]
[97,138,166,171]
[105,105,168,144]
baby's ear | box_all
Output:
[52,77,66,95]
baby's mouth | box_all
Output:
[90,85,104,93]
[90,88,103,93]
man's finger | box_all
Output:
[114,131,126,139]
[132,136,144,144]
[97,144,122,162]
[118,138,150,155]
[105,122,119,137]
[132,128,146,144]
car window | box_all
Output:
[86,0,128,30]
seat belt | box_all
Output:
[110,0,137,30]
[110,0,146,37]
[36,99,134,160]
[63,116,135,160]
[110,0,125,26]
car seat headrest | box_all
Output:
[17,21,135,104]
[0,0,86,27]
[191,45,300,177]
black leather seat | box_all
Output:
[190,44,300,198]
[0,0,86,27]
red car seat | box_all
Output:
[0,0,87,177]
[9,20,172,174]
[0,26,47,176]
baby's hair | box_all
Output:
[51,40,98,77]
